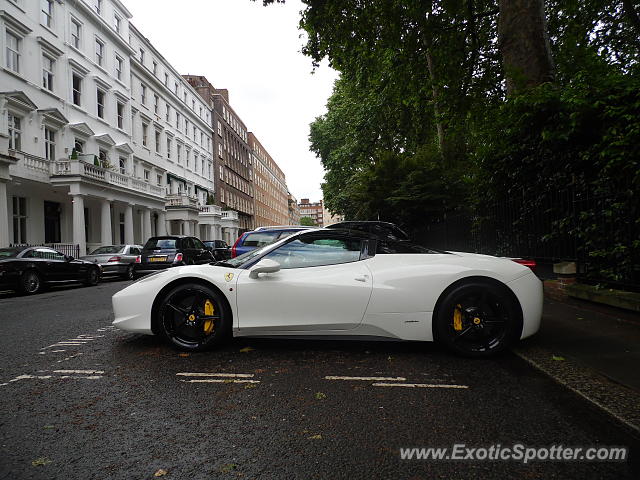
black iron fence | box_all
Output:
[10,243,80,258]
[415,187,640,290]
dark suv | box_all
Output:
[135,236,214,274]
[203,240,231,261]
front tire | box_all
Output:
[20,270,42,295]
[157,283,231,351]
[434,281,522,358]
[122,264,134,280]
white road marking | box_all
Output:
[53,369,104,374]
[372,383,469,389]
[325,376,407,381]
[51,350,66,353]
[56,353,84,363]
[176,372,255,378]
[180,379,260,384]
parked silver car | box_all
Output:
[80,245,143,280]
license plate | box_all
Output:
[149,256,167,262]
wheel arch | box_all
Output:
[431,275,524,341]
[150,277,233,335]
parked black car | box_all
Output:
[0,246,101,295]
[202,240,231,261]
[135,236,214,275]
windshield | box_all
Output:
[144,238,177,250]
[0,248,19,258]
[90,245,125,254]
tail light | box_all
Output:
[135,255,141,264]
[512,258,536,271]
[107,256,122,262]
[231,235,242,258]
[174,253,183,263]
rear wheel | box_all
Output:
[157,283,230,351]
[434,281,522,357]
[122,264,134,280]
[84,267,100,286]
[20,270,42,295]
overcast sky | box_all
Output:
[125,0,338,202]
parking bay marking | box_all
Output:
[0,369,105,386]
[325,376,407,382]
[372,382,469,389]
[177,372,260,384]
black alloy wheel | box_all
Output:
[122,264,134,280]
[434,281,522,357]
[158,283,230,351]
[20,270,42,295]
[84,267,100,286]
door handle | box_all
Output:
[354,275,369,282]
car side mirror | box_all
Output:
[65,255,74,261]
[248,258,281,279]
[204,246,213,251]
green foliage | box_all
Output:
[299,216,316,226]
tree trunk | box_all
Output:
[498,0,555,95]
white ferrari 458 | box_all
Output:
[112,228,542,357]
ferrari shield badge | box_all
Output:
[224,272,234,282]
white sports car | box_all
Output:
[112,228,542,357]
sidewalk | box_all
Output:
[513,283,640,434]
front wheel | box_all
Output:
[157,283,230,351]
[433,281,522,358]
[122,264,134,280]
[20,270,42,295]
[84,267,100,286]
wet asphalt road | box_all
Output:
[0,279,638,479]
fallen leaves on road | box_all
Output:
[552,355,566,361]
[239,347,254,353]
[220,463,237,473]
[31,458,51,467]
[178,353,190,358]
[308,434,322,440]
[43,425,55,429]
[154,468,168,477]
[245,383,257,389]
[315,392,327,400]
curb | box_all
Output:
[512,344,640,438]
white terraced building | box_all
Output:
[0,0,239,256]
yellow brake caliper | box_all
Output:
[203,299,215,335]
[453,304,463,331]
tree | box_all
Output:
[299,216,316,226]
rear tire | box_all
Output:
[122,264,134,280]
[20,270,42,295]
[156,282,231,351]
[433,281,522,358]
[84,267,100,286]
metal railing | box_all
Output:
[10,243,80,258]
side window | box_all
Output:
[36,248,65,260]
[193,238,206,250]
[183,238,195,249]
[130,247,140,255]
[264,235,363,269]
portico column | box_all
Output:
[157,210,167,235]
[100,199,112,246]
[71,194,86,256]
[182,220,189,236]
[0,181,9,248]
[143,207,152,243]
[124,204,134,244]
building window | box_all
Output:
[114,14,121,34]
[154,94,159,114]
[95,0,102,15]
[72,73,82,106]
[117,101,125,129]
[12,197,27,244]
[97,88,105,118]
[217,121,222,136]
[119,157,126,174]
[144,169,150,182]
[175,112,180,129]
[166,138,172,159]
[192,99,195,110]
[139,48,145,63]
[74,138,84,153]
[115,55,123,80]
[71,18,81,49]
[8,114,21,151]
[95,38,104,66]
[140,83,147,104]
[41,0,53,28]
[165,104,170,122]
[184,119,189,135]
[42,54,54,91]
[5,31,20,73]
[142,122,148,147]
[185,148,190,168]
[193,126,197,141]
[99,149,108,166]
[218,144,222,157]
[44,127,55,160]
[152,61,157,75]
[155,130,161,153]
[176,144,181,163]
[174,82,178,95]
[157,174,162,186]
[164,73,168,86]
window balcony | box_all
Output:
[166,193,199,209]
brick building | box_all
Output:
[298,198,324,227]
[249,133,288,227]
[183,75,254,233]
